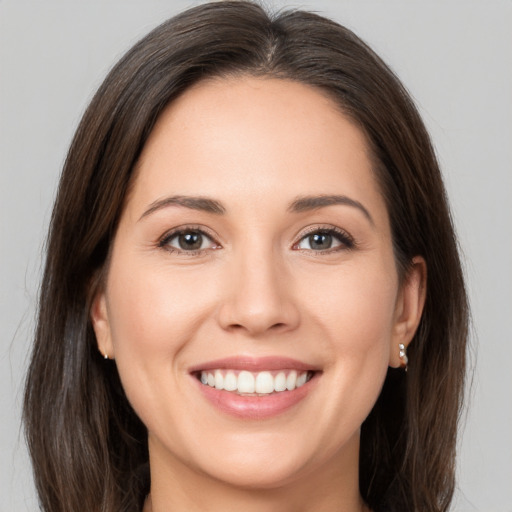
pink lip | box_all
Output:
[189,356,321,420]
[188,355,319,373]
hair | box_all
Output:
[24,2,468,511]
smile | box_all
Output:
[198,369,313,395]
[190,357,320,419]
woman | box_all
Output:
[23,2,468,511]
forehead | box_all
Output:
[129,76,386,221]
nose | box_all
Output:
[217,247,300,337]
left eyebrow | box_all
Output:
[139,195,226,221]
[288,194,374,226]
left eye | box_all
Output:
[162,230,217,252]
[295,230,351,251]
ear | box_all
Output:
[90,289,115,360]
[389,256,427,368]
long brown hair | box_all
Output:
[24,2,468,511]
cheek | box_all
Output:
[304,263,397,428]
[304,259,398,350]
[106,260,213,357]
[104,258,221,432]
[301,258,397,415]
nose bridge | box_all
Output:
[218,237,299,335]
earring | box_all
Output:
[103,352,109,360]
[399,343,408,371]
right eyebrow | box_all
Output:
[288,194,375,227]
[138,195,226,221]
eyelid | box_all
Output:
[292,224,356,251]
[156,223,355,255]
[158,224,222,254]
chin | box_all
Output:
[204,457,309,490]
[188,434,324,490]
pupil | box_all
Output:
[310,233,332,250]
[178,232,202,250]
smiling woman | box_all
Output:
[23,2,468,512]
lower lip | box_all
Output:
[194,374,318,420]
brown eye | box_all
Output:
[177,232,203,250]
[161,229,218,253]
[308,233,333,250]
[295,228,354,252]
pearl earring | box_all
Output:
[399,343,408,371]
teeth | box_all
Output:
[238,371,255,393]
[224,371,237,391]
[214,370,224,389]
[274,372,287,392]
[255,371,274,393]
[286,370,297,391]
[199,369,312,395]
[296,372,307,387]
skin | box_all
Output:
[91,77,426,512]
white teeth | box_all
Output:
[199,369,311,395]
[286,370,297,391]
[255,371,274,393]
[274,372,287,392]
[237,371,255,393]
[214,370,224,389]
[296,372,307,387]
[224,371,237,391]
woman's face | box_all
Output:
[92,77,424,492]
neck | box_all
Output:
[144,433,369,512]
[144,493,369,512]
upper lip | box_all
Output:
[188,356,320,373]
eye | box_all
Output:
[294,228,354,252]
[159,228,219,254]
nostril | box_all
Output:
[225,323,244,332]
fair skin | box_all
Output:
[91,77,426,512]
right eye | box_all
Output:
[159,228,220,254]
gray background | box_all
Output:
[1,1,511,510]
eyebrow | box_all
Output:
[139,195,226,220]
[288,194,374,226]
[139,193,373,225]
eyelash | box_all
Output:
[293,226,356,253]
[158,226,219,256]
[158,225,356,256]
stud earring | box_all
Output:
[399,343,408,371]
[103,352,109,360]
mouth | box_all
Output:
[194,369,315,396]
[189,356,321,419]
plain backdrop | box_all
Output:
[1,1,511,511]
